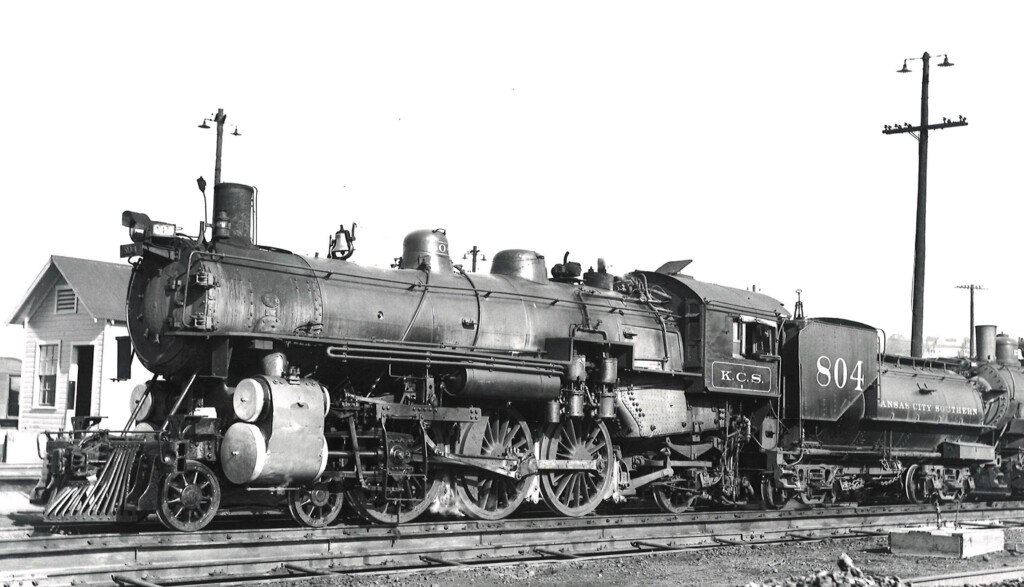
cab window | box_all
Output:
[732,319,775,360]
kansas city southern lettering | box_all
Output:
[877,399,979,416]
[711,361,772,392]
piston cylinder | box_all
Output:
[129,381,168,423]
[220,377,329,486]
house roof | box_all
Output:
[7,256,132,325]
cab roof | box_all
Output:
[641,272,790,320]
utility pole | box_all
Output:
[199,108,241,186]
[463,246,485,272]
[883,52,967,357]
[956,284,986,359]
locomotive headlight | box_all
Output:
[122,210,177,241]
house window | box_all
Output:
[7,375,19,418]
[55,287,78,314]
[37,344,58,407]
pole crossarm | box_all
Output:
[882,120,968,134]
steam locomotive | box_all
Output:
[31,179,1024,532]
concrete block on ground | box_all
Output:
[2,431,43,464]
[889,524,1004,558]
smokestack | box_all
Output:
[212,183,254,245]
[976,325,997,363]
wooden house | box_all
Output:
[5,256,151,462]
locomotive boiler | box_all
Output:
[30,125,1024,531]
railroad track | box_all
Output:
[909,565,1024,586]
[5,501,1024,587]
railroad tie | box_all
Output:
[112,575,165,587]
[283,563,337,576]
[420,555,464,566]
[631,540,675,551]
[534,547,579,559]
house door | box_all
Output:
[70,345,94,419]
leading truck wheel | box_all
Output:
[289,482,344,528]
[538,418,614,517]
[454,408,534,521]
[156,460,220,532]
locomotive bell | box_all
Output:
[402,229,452,273]
[329,223,357,260]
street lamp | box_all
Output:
[463,246,486,272]
[197,108,242,186]
[882,53,967,357]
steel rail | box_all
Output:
[5,501,1024,587]
[908,565,1024,586]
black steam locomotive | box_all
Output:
[31,179,1024,531]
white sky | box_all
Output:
[2,2,1022,359]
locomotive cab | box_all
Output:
[636,269,788,397]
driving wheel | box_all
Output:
[454,408,534,521]
[538,418,614,517]
[346,422,446,524]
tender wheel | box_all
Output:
[760,476,791,510]
[157,460,220,532]
[904,464,926,504]
[538,418,614,517]
[346,422,445,524]
[652,482,698,514]
[454,408,534,521]
[289,482,344,528]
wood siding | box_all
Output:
[18,277,105,432]
[99,325,151,430]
